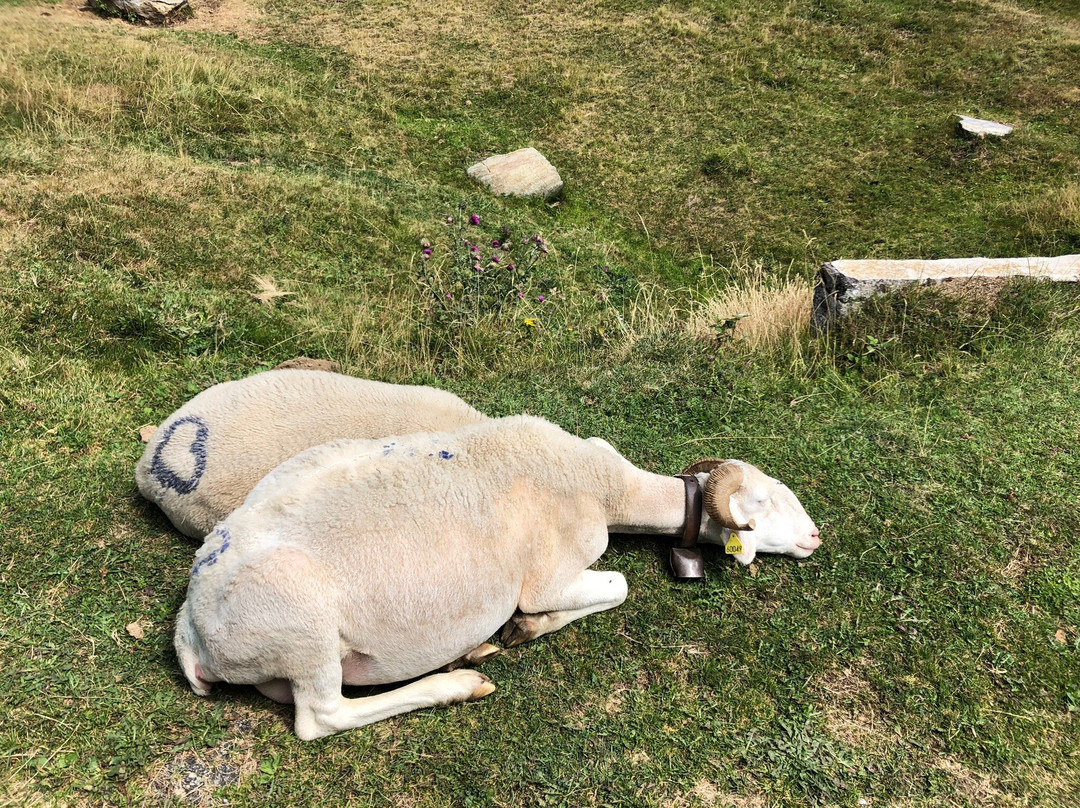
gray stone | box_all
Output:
[99,0,189,23]
[958,116,1014,138]
[812,255,1080,329]
[467,148,563,199]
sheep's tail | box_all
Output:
[174,599,214,696]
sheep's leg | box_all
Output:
[502,569,628,648]
[291,662,495,740]
[441,642,501,671]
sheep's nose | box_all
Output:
[810,528,820,539]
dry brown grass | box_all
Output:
[687,262,813,351]
[1015,182,1080,242]
[0,3,340,150]
[664,780,768,808]
[250,274,292,306]
[810,661,895,754]
[933,757,1019,807]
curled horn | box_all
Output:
[703,462,756,532]
[680,458,726,476]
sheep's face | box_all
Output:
[698,462,820,565]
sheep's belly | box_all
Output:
[339,607,513,686]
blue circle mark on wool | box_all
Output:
[191,527,231,577]
[151,415,209,495]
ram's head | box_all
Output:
[683,459,821,565]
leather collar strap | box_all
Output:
[670,474,705,580]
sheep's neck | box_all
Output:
[608,473,688,537]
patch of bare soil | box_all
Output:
[30,0,264,37]
[37,0,112,28]
[812,662,893,753]
[143,721,259,805]
[177,0,265,37]
[933,757,1021,807]
[664,780,767,808]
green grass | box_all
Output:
[2,0,1080,804]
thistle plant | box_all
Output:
[417,208,550,341]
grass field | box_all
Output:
[2,0,1080,804]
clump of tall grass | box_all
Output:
[687,259,813,351]
[1016,182,1080,247]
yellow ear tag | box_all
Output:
[724,533,743,555]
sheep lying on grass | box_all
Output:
[175,415,821,739]
[136,369,487,538]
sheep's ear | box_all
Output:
[680,458,726,476]
[727,530,758,565]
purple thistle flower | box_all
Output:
[537,295,545,302]
[469,214,481,225]
[491,255,500,263]
[518,292,525,298]
[491,239,501,247]
[422,248,433,257]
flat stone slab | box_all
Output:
[958,116,1014,138]
[812,255,1080,329]
[467,148,563,199]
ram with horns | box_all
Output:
[175,415,820,739]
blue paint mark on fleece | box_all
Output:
[191,527,231,577]
[437,450,454,460]
[150,415,209,495]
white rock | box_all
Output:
[467,148,563,199]
[101,0,189,23]
[958,116,1014,138]
[812,255,1080,328]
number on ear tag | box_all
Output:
[724,533,744,555]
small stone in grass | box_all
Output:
[958,115,1013,138]
[467,148,563,199]
[127,621,145,640]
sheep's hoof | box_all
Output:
[441,643,501,672]
[468,676,497,701]
[464,643,501,665]
[501,615,539,648]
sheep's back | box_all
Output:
[135,369,487,538]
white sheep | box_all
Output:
[175,415,821,739]
[135,369,487,538]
